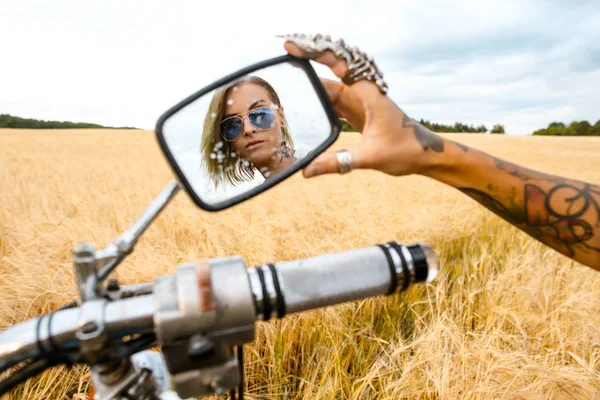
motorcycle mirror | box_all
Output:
[155,55,340,211]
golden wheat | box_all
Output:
[0,129,599,399]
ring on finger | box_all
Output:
[336,149,354,174]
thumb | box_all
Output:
[303,149,360,178]
[321,78,365,132]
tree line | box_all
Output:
[417,119,505,134]
[0,114,138,129]
[340,118,505,133]
[532,120,600,136]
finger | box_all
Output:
[320,78,344,106]
[284,41,348,79]
[284,39,385,102]
[303,148,362,178]
[320,78,365,131]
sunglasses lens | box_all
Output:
[249,107,275,130]
[220,117,243,141]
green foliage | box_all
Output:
[418,119,493,133]
[340,117,498,134]
[588,125,600,136]
[531,120,600,136]
[0,114,138,129]
[490,124,505,134]
[570,120,591,136]
[339,119,357,132]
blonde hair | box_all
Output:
[200,76,293,188]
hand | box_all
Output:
[284,35,600,270]
[283,37,445,178]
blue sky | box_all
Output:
[1,0,599,134]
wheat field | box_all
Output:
[0,129,599,399]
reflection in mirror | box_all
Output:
[161,62,333,206]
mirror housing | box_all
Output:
[155,55,340,212]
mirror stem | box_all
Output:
[95,180,182,281]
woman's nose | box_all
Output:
[242,116,256,135]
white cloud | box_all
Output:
[0,0,599,134]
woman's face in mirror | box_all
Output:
[222,82,285,167]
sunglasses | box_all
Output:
[220,107,276,142]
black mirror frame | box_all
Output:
[155,55,341,212]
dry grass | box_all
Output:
[1,129,599,399]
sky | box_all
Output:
[1,0,599,135]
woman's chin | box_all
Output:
[248,151,278,168]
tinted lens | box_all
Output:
[249,107,275,130]
[220,117,243,141]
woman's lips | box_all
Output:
[246,140,264,150]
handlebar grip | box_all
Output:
[248,242,439,321]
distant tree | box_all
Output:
[553,126,575,136]
[419,119,433,130]
[490,124,505,134]
[339,119,356,132]
[588,121,600,136]
[373,118,497,134]
[548,122,565,128]
[531,119,600,136]
[570,120,591,136]
[0,113,138,129]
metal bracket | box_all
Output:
[95,180,181,282]
[75,300,107,359]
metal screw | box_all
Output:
[211,383,226,396]
[106,278,120,291]
[73,242,96,258]
[80,321,98,334]
[188,336,214,360]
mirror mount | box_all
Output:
[72,180,182,292]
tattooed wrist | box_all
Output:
[402,113,444,153]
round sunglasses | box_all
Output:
[220,107,276,142]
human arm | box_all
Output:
[283,38,600,270]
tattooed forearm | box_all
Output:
[403,114,444,153]
[491,156,562,183]
[459,156,600,266]
[459,188,524,225]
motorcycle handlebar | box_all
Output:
[0,241,438,373]
[0,295,156,371]
[248,242,439,321]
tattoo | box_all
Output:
[456,142,469,153]
[402,113,413,128]
[525,183,599,256]
[459,188,523,225]
[491,156,557,183]
[459,157,600,262]
[403,114,444,153]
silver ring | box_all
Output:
[277,33,388,95]
[336,149,354,174]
